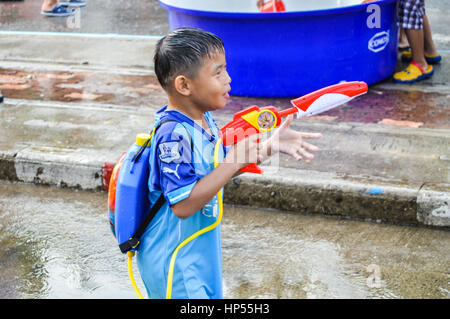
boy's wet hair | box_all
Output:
[154,27,224,91]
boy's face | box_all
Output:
[189,51,231,111]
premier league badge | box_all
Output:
[159,141,181,163]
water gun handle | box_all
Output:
[220,105,281,174]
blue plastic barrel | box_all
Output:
[159,0,398,97]
[115,134,152,251]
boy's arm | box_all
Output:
[171,161,239,219]
[171,115,322,219]
[171,134,260,219]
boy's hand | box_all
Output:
[223,114,322,170]
[224,133,263,170]
[269,114,322,161]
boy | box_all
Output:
[136,27,322,299]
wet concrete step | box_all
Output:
[1,97,448,181]
[0,98,448,227]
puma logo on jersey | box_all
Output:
[163,163,180,179]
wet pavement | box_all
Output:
[0,67,449,129]
[0,181,448,299]
[0,0,169,35]
[0,67,167,107]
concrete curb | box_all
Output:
[224,167,449,228]
[0,142,448,228]
[0,143,110,190]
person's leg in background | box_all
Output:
[398,28,410,51]
[404,27,428,71]
[41,0,58,12]
[41,0,86,16]
[393,0,435,83]
[422,14,439,58]
[401,13,441,63]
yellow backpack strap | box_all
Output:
[165,138,224,299]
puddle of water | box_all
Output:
[0,182,139,299]
[222,206,450,299]
[0,181,448,299]
[0,68,166,107]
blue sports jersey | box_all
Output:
[136,105,227,299]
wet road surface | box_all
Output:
[0,0,169,35]
[1,67,449,129]
[0,181,448,299]
[0,0,448,49]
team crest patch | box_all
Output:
[159,141,181,163]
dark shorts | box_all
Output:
[398,0,425,29]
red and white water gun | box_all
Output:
[219,81,368,174]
